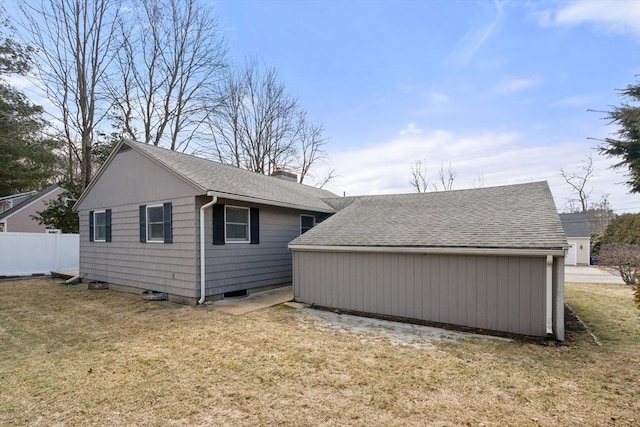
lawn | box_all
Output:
[1,278,638,426]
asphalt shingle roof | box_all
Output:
[291,181,567,250]
[559,213,590,237]
[0,185,61,220]
[126,140,337,212]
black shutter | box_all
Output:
[105,209,112,242]
[250,208,259,244]
[213,204,225,245]
[139,205,146,243]
[89,211,94,242]
[163,202,172,244]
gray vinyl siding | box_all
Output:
[79,196,197,297]
[77,147,201,297]
[293,251,548,337]
[197,197,307,296]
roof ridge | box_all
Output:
[0,185,62,220]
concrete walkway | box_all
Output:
[565,265,625,284]
[209,286,293,315]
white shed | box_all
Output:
[559,213,591,266]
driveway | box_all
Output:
[565,265,625,284]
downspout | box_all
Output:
[199,192,217,304]
[545,255,553,335]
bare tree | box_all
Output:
[20,0,121,190]
[297,112,328,184]
[437,162,456,191]
[598,243,640,285]
[410,160,457,192]
[473,174,485,188]
[109,0,227,151]
[410,159,429,193]
[586,193,616,235]
[208,59,331,184]
[560,154,594,212]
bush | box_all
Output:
[601,213,640,245]
[598,243,640,285]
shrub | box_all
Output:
[598,243,640,285]
[601,213,640,245]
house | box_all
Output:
[0,185,67,233]
[0,190,37,213]
[289,182,568,340]
[73,139,337,304]
[559,213,591,266]
[75,139,567,340]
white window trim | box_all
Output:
[225,205,250,244]
[93,210,107,242]
[300,214,315,234]
[146,204,165,243]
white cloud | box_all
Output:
[553,94,598,107]
[492,77,539,94]
[316,123,634,212]
[537,0,640,38]
[429,91,449,104]
[448,0,506,65]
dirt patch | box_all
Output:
[296,308,511,350]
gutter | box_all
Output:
[199,192,217,304]
[288,244,566,257]
[545,255,553,335]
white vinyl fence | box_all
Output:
[0,232,79,276]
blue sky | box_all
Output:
[214,0,640,213]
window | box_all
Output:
[94,211,106,241]
[89,209,111,242]
[147,205,165,242]
[139,203,172,244]
[0,223,4,232]
[225,206,250,242]
[301,215,315,234]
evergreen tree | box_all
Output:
[598,80,640,193]
[0,27,61,196]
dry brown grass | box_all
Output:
[1,278,639,426]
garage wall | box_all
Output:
[293,251,548,337]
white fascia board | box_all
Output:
[0,187,64,220]
[288,244,566,257]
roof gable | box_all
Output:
[559,213,590,237]
[291,181,568,251]
[0,185,63,221]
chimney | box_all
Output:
[271,169,298,183]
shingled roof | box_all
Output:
[291,181,567,251]
[0,185,62,220]
[559,212,590,237]
[78,139,337,213]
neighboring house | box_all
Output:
[0,185,67,233]
[0,190,37,214]
[559,213,591,266]
[75,139,567,340]
[73,139,336,304]
[289,182,567,341]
